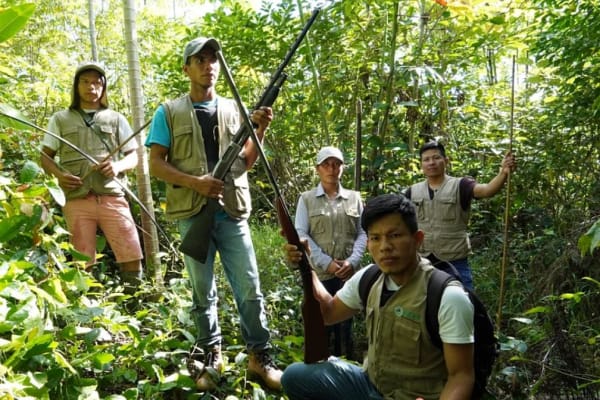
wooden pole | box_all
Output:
[354,99,362,191]
[496,55,516,332]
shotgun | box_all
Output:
[180,8,320,263]
[275,197,330,363]
[214,29,329,364]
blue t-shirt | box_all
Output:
[145,104,171,148]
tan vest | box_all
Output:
[365,260,448,400]
[410,176,471,260]
[162,95,251,221]
[300,188,362,280]
[53,108,123,200]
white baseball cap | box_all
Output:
[316,146,344,165]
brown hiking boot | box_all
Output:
[247,350,283,391]
[187,344,224,391]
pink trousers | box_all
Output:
[63,194,143,264]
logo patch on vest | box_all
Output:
[394,306,420,322]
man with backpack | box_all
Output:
[281,193,475,400]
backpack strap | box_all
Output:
[425,268,457,350]
[358,264,381,307]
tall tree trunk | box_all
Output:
[122,0,163,287]
[87,0,98,61]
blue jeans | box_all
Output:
[178,209,271,351]
[450,258,473,291]
[282,358,383,400]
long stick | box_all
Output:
[496,55,516,331]
[354,99,362,191]
[80,118,151,180]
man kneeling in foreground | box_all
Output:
[282,193,475,400]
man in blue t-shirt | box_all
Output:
[145,37,282,392]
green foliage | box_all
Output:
[0,0,599,398]
[494,278,600,398]
[0,3,35,42]
[0,165,295,398]
[578,219,600,256]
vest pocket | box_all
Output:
[171,125,193,159]
[166,185,195,214]
[222,172,250,219]
[61,129,85,162]
[97,123,116,136]
[437,194,457,220]
[308,209,327,235]
[343,208,360,235]
[383,312,421,366]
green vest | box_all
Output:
[162,95,251,221]
[53,108,123,200]
[300,187,362,280]
[365,260,448,400]
[410,176,471,260]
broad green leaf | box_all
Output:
[559,292,584,302]
[38,278,68,304]
[53,351,77,374]
[96,235,107,252]
[27,371,48,389]
[20,160,42,183]
[582,276,600,287]
[523,306,550,315]
[46,180,66,207]
[488,15,506,25]
[92,352,115,370]
[0,3,36,42]
[67,246,93,262]
[578,219,600,256]
[22,333,55,359]
[0,102,33,129]
[0,214,28,242]
[0,282,32,301]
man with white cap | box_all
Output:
[40,61,143,291]
[294,146,367,359]
[145,37,282,391]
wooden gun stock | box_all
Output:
[275,197,329,364]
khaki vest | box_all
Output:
[300,188,362,280]
[365,260,448,400]
[162,95,251,221]
[53,108,123,200]
[410,176,471,260]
